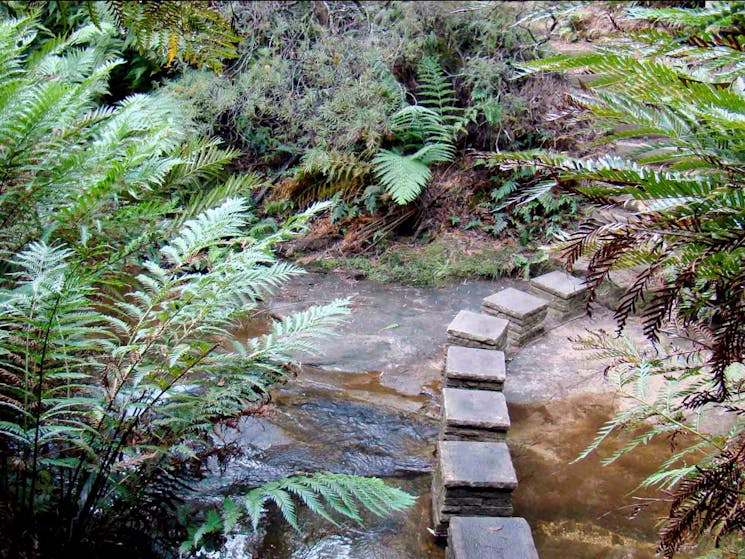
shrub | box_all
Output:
[488,3,745,555]
[0,16,413,557]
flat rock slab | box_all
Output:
[445,346,505,390]
[447,517,539,559]
[482,288,549,320]
[439,440,517,489]
[447,310,508,347]
[443,388,510,435]
[447,335,505,351]
[531,270,587,300]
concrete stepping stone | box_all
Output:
[432,440,517,536]
[482,287,548,346]
[443,387,510,441]
[447,517,539,559]
[445,346,505,391]
[447,310,507,350]
[530,270,588,320]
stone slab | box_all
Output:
[445,346,506,386]
[438,440,517,490]
[445,377,504,391]
[482,288,549,320]
[530,270,587,300]
[443,388,510,431]
[447,310,508,346]
[447,517,539,559]
[447,335,504,350]
[443,426,506,441]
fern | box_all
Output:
[184,472,415,551]
[415,55,465,134]
[290,149,373,207]
[487,4,745,555]
[372,57,462,205]
[0,19,413,554]
[99,1,240,71]
[372,149,432,205]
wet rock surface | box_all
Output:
[447,517,539,559]
[200,272,691,558]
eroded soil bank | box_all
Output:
[206,272,691,558]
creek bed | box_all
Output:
[199,273,693,558]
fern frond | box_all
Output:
[160,198,248,266]
[105,1,240,71]
[415,55,464,131]
[372,150,431,205]
[241,472,415,531]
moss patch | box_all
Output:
[303,233,549,287]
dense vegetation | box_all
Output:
[0,7,413,558]
[161,1,581,266]
[491,2,745,556]
[1,0,744,557]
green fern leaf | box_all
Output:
[372,150,431,205]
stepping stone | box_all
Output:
[447,310,507,350]
[432,440,517,536]
[482,288,548,347]
[443,387,510,441]
[482,287,548,321]
[445,346,505,391]
[530,270,588,320]
[447,517,539,559]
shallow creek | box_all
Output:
[199,273,694,558]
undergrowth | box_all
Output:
[307,235,550,287]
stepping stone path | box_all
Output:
[530,270,588,320]
[482,287,549,348]
[445,346,505,390]
[436,277,585,557]
[447,310,507,350]
[442,388,509,441]
[447,517,539,559]
[432,440,516,536]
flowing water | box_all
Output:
[198,272,698,558]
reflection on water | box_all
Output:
[199,369,702,558]
[195,273,705,558]
[510,394,697,559]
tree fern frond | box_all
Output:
[240,472,415,532]
[160,198,248,266]
[372,149,431,205]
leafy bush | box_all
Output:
[165,2,556,201]
[477,167,578,245]
[0,16,413,557]
[489,3,745,555]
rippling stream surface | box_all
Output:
[195,273,697,558]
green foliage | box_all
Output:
[0,16,413,556]
[164,1,550,209]
[184,473,414,551]
[487,3,745,555]
[372,57,459,205]
[0,198,357,555]
[311,237,549,287]
[415,55,466,135]
[0,1,240,96]
[102,1,239,71]
[478,168,578,245]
